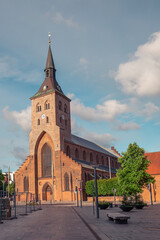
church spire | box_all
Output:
[31,33,63,98]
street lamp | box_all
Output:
[92,165,99,219]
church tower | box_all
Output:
[29,36,72,200]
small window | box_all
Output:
[101,156,104,165]
[38,119,40,125]
[83,151,86,161]
[96,155,99,164]
[106,157,109,166]
[75,148,79,159]
[66,146,70,157]
[59,101,62,110]
[36,104,41,112]
[45,102,50,110]
[64,104,67,113]
[64,173,69,191]
[90,153,93,162]
[46,117,49,123]
[46,70,49,77]
[60,117,62,123]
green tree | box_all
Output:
[117,142,155,197]
[0,169,4,190]
[6,183,15,195]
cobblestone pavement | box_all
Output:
[75,204,160,240]
[0,205,97,240]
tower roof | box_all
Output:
[45,45,55,70]
[31,42,64,99]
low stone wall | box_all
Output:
[87,196,123,203]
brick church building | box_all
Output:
[15,43,120,202]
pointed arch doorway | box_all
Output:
[42,182,53,201]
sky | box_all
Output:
[0,0,160,172]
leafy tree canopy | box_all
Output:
[6,183,15,195]
[0,169,4,190]
[116,142,155,197]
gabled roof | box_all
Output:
[65,134,118,158]
[144,152,160,175]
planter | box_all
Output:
[135,204,145,209]
[120,205,134,212]
[98,204,109,210]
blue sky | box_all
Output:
[0,0,160,172]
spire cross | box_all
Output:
[48,32,51,44]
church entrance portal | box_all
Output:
[42,183,53,201]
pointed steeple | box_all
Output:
[45,44,55,70]
[31,33,63,99]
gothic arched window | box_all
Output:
[36,103,41,112]
[96,155,99,164]
[106,157,109,166]
[101,156,104,165]
[64,173,69,191]
[59,101,62,110]
[83,150,86,161]
[66,146,70,157]
[64,104,67,113]
[45,101,50,110]
[75,148,79,159]
[24,176,29,192]
[90,153,93,162]
[46,69,49,77]
[41,143,52,177]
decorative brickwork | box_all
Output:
[15,44,119,202]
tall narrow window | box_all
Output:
[96,155,99,164]
[46,116,49,123]
[41,143,52,177]
[59,101,62,110]
[24,176,29,192]
[36,103,41,112]
[46,69,49,77]
[38,119,40,125]
[64,173,69,191]
[75,148,79,159]
[64,104,67,113]
[45,101,50,110]
[83,151,86,161]
[90,153,93,162]
[106,157,109,166]
[101,156,104,165]
[66,146,70,157]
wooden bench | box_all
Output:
[107,213,130,224]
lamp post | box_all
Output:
[92,166,99,219]
[1,181,5,198]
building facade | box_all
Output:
[143,152,160,203]
[15,43,120,202]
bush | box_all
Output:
[85,177,121,196]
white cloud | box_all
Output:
[142,102,159,116]
[116,122,140,131]
[3,106,31,134]
[115,32,160,96]
[53,12,85,31]
[71,97,128,122]
[71,117,117,147]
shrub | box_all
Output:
[85,177,121,196]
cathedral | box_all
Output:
[15,41,120,202]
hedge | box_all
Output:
[85,177,122,196]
